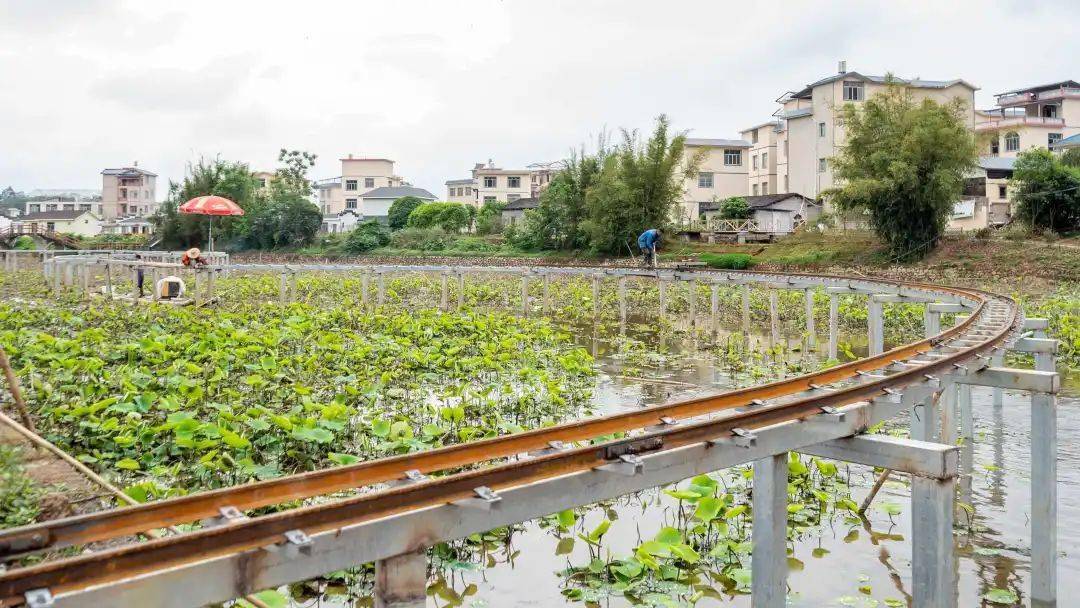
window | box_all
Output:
[1049,133,1063,147]
[483,176,497,188]
[818,158,828,173]
[1004,131,1019,152]
[258,179,267,188]
[507,176,521,188]
[751,130,759,144]
[752,184,759,195]
[752,155,759,170]
[364,178,375,188]
[990,137,999,156]
[761,182,768,195]
[346,199,357,209]
[465,187,472,195]
[724,149,741,166]
[761,152,768,169]
[1042,105,1058,118]
[697,172,714,188]
[345,179,358,191]
[842,81,864,101]
[46,204,57,211]
[818,122,826,137]
[507,194,521,202]
[483,196,497,204]
[46,222,55,232]
[998,185,1007,199]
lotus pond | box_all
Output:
[1,269,1077,608]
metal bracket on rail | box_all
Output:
[24,589,54,608]
[709,427,757,449]
[200,505,248,528]
[453,486,503,510]
[597,453,645,476]
[812,406,846,423]
[387,469,429,487]
[283,529,313,557]
[645,416,679,432]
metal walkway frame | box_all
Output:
[0,253,1061,608]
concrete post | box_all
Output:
[192,269,200,307]
[828,293,839,360]
[991,351,1004,408]
[710,283,719,335]
[924,308,941,339]
[617,276,626,323]
[521,273,529,317]
[741,283,751,334]
[361,273,370,310]
[912,475,958,608]
[289,272,297,302]
[377,273,386,308]
[751,453,788,608]
[440,273,449,311]
[542,273,550,314]
[105,263,113,299]
[868,299,884,356]
[768,290,779,346]
[940,381,957,446]
[457,273,465,311]
[804,289,816,349]
[911,391,939,443]
[1032,347,1057,607]
[279,272,288,304]
[591,275,600,319]
[81,264,91,299]
[687,280,697,330]
[374,550,427,608]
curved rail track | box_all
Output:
[0,255,1057,608]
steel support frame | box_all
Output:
[46,385,959,608]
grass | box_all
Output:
[0,444,43,528]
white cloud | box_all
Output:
[0,0,1076,197]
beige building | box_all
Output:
[100,166,158,219]
[770,64,977,203]
[739,122,783,196]
[252,171,275,192]
[975,80,1080,158]
[678,139,751,222]
[445,160,536,208]
[14,210,102,236]
[24,199,102,216]
[315,155,405,216]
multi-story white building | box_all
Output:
[100,165,158,219]
[975,80,1080,158]
[315,156,406,216]
[738,122,783,196]
[445,160,536,207]
[678,138,751,221]
[768,64,977,203]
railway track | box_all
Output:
[0,263,1029,607]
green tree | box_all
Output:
[1060,147,1080,169]
[719,197,750,219]
[388,196,425,230]
[581,115,702,254]
[406,202,471,232]
[474,200,506,235]
[344,220,391,253]
[154,157,258,249]
[825,81,976,261]
[1011,148,1080,233]
[245,149,322,249]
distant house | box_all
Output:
[322,210,362,234]
[358,186,436,223]
[701,194,820,234]
[101,216,155,236]
[13,210,102,236]
[501,197,539,227]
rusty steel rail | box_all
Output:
[0,278,1018,603]
[0,278,985,559]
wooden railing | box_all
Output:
[674,218,760,233]
[0,226,81,249]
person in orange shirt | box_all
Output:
[181,248,209,267]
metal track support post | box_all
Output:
[741,283,751,334]
[912,475,957,608]
[828,292,839,360]
[710,283,719,335]
[768,289,779,346]
[440,273,448,311]
[804,289,816,349]
[752,452,788,608]
[911,390,939,443]
[374,549,427,608]
[924,307,941,339]
[940,380,958,446]
[1032,344,1057,607]
[868,298,884,356]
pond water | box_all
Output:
[436,322,1080,608]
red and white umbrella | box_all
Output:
[179,196,244,251]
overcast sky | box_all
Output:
[1,0,1077,199]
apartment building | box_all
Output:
[24,199,102,216]
[975,80,1080,158]
[739,122,782,196]
[769,64,977,203]
[252,171,275,192]
[100,166,158,219]
[678,139,751,221]
[445,160,534,207]
[315,155,405,216]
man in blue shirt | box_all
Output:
[637,228,661,268]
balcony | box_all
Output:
[975,115,1065,131]
[997,86,1080,107]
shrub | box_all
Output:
[387,196,425,230]
[699,253,754,269]
[719,197,750,219]
[12,235,35,250]
[344,220,391,253]
[407,202,471,232]
[389,227,450,251]
[973,226,992,240]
